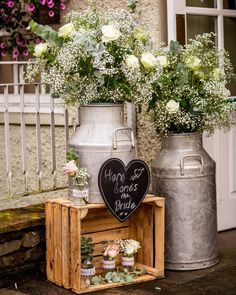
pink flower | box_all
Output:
[1,51,7,57]
[59,3,65,10]
[6,0,14,8]
[27,3,35,12]
[48,1,54,8]
[0,42,6,49]
[40,0,46,4]
[48,10,54,17]
[103,244,120,258]
[12,48,19,59]
[64,160,78,177]
[47,0,54,4]
[23,49,29,56]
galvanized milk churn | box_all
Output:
[152,133,218,270]
[69,103,135,203]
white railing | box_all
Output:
[0,61,72,199]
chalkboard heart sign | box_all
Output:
[98,158,150,222]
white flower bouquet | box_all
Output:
[26,3,159,105]
[137,33,236,135]
[117,239,141,257]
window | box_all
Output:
[167,0,236,95]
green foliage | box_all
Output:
[29,20,64,46]
[89,268,147,285]
[66,148,79,162]
[139,32,235,135]
[81,236,94,264]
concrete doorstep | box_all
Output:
[1,229,236,295]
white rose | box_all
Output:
[128,239,140,251]
[125,55,139,69]
[58,23,75,38]
[185,56,201,70]
[101,25,121,43]
[141,52,157,69]
[33,43,48,57]
[156,55,168,67]
[166,100,179,114]
[125,244,136,255]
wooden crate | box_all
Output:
[46,194,164,294]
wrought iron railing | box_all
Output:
[0,61,72,200]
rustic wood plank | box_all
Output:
[70,208,81,291]
[53,203,62,286]
[81,208,129,234]
[73,274,157,294]
[135,263,160,276]
[83,227,129,244]
[45,202,54,282]
[142,204,154,267]
[154,200,165,277]
[61,205,71,289]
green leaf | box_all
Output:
[125,274,134,282]
[105,272,113,281]
[169,40,182,53]
[91,276,101,286]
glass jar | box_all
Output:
[102,258,116,274]
[68,178,89,205]
[121,255,135,272]
[81,259,96,279]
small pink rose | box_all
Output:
[40,0,46,4]
[103,244,120,258]
[0,42,6,49]
[59,3,65,10]
[1,51,7,57]
[48,10,54,17]
[48,1,54,8]
[23,49,29,56]
[6,0,14,8]
[63,160,78,177]
[27,3,35,12]
[12,48,19,59]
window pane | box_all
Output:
[223,0,236,9]
[186,15,217,42]
[186,0,216,8]
[224,17,236,95]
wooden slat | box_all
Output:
[61,205,71,289]
[142,205,154,267]
[70,208,81,291]
[83,227,129,244]
[154,201,165,277]
[45,202,54,282]
[135,263,160,276]
[73,274,157,294]
[53,203,62,285]
[81,208,129,234]
[129,204,154,267]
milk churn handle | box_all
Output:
[113,127,135,150]
[180,154,204,176]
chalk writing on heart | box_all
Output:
[98,158,150,222]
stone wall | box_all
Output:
[0,205,45,287]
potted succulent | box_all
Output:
[81,236,95,278]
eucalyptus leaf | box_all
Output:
[169,40,182,53]
[105,272,113,281]
[125,274,134,282]
[91,276,101,286]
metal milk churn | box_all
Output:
[152,133,218,270]
[68,103,135,203]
